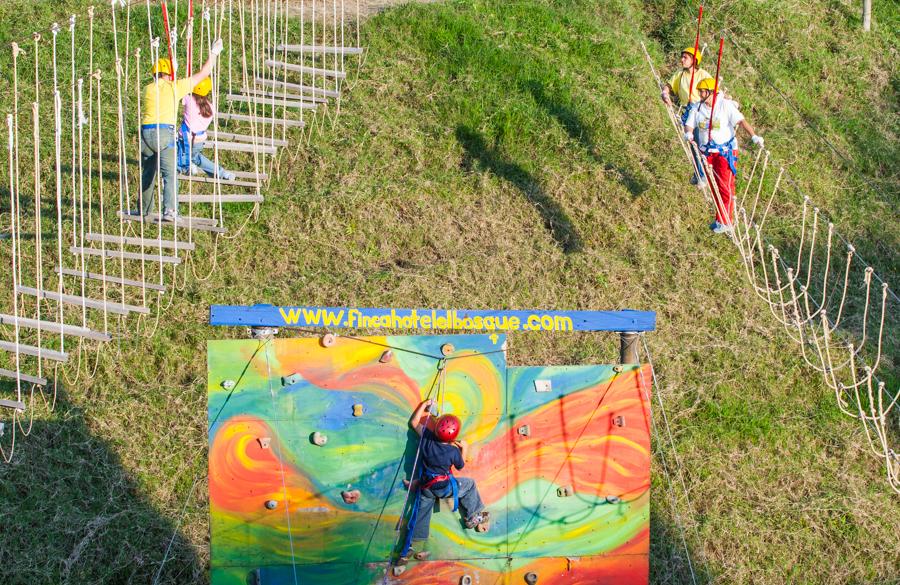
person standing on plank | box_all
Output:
[661,47,713,186]
[177,77,236,181]
[684,77,764,234]
[140,38,223,222]
[400,399,490,565]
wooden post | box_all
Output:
[862,0,872,31]
[619,332,639,364]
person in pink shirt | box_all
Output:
[177,77,236,181]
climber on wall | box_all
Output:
[400,398,490,563]
[661,47,713,186]
[139,38,224,222]
[684,76,764,234]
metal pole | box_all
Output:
[619,332,639,364]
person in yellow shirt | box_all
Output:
[661,47,712,186]
[140,38,223,221]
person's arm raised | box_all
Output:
[185,39,223,90]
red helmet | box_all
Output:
[434,414,461,442]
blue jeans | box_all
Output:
[140,127,177,215]
[691,126,705,179]
[178,130,228,178]
[410,476,484,544]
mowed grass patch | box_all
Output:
[0,0,898,584]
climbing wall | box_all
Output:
[207,335,650,585]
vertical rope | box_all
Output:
[7,115,23,406]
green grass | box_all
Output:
[1,0,898,584]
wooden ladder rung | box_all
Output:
[16,285,147,316]
[0,339,68,362]
[57,267,167,293]
[201,141,278,154]
[0,369,47,387]
[275,44,364,55]
[208,130,289,147]
[0,313,111,343]
[227,94,319,110]
[0,396,31,409]
[241,87,328,104]
[85,232,196,251]
[265,59,347,79]
[117,211,228,234]
[254,76,341,99]
[176,174,261,188]
[216,112,306,128]
[180,194,264,203]
[70,246,182,265]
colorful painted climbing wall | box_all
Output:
[207,335,651,585]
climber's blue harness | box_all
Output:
[400,469,459,557]
[176,121,207,173]
[700,136,739,176]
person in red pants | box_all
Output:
[684,77,764,234]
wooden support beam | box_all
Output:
[201,141,278,155]
[275,44,364,55]
[84,232,196,252]
[57,267,167,293]
[0,340,68,362]
[216,112,307,128]
[241,87,327,104]
[254,76,341,99]
[208,130,289,147]
[264,59,347,79]
[227,94,319,110]
[69,246,183,265]
[180,194,264,204]
[0,369,47,387]
[16,285,147,316]
[177,174,261,188]
[0,314,111,343]
[0,396,31,409]
[117,211,228,234]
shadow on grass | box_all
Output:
[0,382,201,585]
[651,504,715,585]
[522,79,649,199]
[455,125,583,254]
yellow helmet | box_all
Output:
[696,77,717,92]
[682,47,702,65]
[193,77,213,97]
[151,58,172,76]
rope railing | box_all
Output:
[642,41,899,493]
[0,0,365,463]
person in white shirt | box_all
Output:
[684,77,764,233]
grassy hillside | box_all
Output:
[0,0,897,584]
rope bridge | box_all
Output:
[642,42,899,494]
[0,0,366,463]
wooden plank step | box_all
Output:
[0,313,111,343]
[84,232,196,252]
[227,94,319,110]
[176,174,260,188]
[0,396,31,409]
[180,194,264,203]
[254,77,341,99]
[201,141,278,154]
[265,59,347,79]
[208,130,289,147]
[241,87,328,104]
[216,112,306,128]
[57,267,167,293]
[0,340,68,362]
[16,285,146,316]
[117,211,228,234]
[0,369,46,387]
[69,246,182,265]
[275,44,364,55]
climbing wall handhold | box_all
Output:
[264,500,278,510]
[460,576,473,585]
[380,350,393,363]
[321,333,336,347]
[533,379,552,393]
[258,437,271,449]
[441,343,455,356]
[392,566,406,576]
[517,424,531,437]
[557,485,574,497]
[221,379,236,390]
[341,489,361,504]
[605,495,621,504]
[525,572,539,584]
[310,432,328,446]
[613,415,626,427]
[612,365,623,373]
[282,373,302,386]
[353,404,364,417]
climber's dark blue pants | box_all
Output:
[410,477,484,544]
